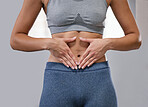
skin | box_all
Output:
[10,0,142,70]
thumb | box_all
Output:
[63,36,77,43]
[79,37,93,43]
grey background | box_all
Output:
[0,0,147,107]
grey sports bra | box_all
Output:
[46,0,108,35]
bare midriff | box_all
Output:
[47,31,106,63]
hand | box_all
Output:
[78,37,109,69]
[49,36,78,69]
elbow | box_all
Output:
[135,40,142,50]
[10,34,17,50]
[10,38,16,50]
[134,33,142,50]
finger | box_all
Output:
[79,52,94,69]
[63,36,77,43]
[68,50,78,65]
[87,58,98,67]
[64,53,77,69]
[58,58,69,68]
[62,55,75,69]
[60,56,71,68]
[78,49,90,65]
[81,56,95,69]
[79,37,93,43]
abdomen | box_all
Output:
[48,31,107,63]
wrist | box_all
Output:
[103,38,114,51]
[43,38,57,50]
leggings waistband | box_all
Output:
[44,61,110,72]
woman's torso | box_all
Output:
[48,31,106,63]
[42,0,110,63]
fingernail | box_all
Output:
[78,65,81,69]
[87,65,90,67]
[75,66,77,69]
[79,37,83,39]
[67,65,69,68]
[73,36,76,39]
[72,66,74,69]
[82,66,84,69]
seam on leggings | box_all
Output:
[82,67,109,72]
[44,67,109,73]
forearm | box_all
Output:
[104,33,142,51]
[10,33,55,52]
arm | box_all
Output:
[104,0,142,51]
[10,0,53,52]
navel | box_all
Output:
[77,54,81,57]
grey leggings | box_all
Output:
[39,61,118,107]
